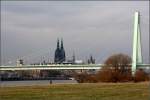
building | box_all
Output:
[87,55,95,64]
[54,38,66,63]
[16,59,24,66]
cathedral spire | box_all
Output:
[72,52,75,63]
[57,38,59,49]
[61,38,64,49]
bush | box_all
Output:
[74,73,98,83]
[86,74,98,83]
[96,68,132,82]
[74,69,149,83]
[96,68,113,82]
[74,73,87,83]
[134,69,150,82]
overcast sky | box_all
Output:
[1,1,149,65]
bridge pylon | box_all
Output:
[132,11,143,75]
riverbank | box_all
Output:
[0,82,149,100]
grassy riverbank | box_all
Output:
[0,82,149,100]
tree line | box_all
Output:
[75,53,150,83]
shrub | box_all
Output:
[74,73,98,83]
[86,74,98,83]
[96,68,132,82]
[96,68,113,82]
[134,69,150,82]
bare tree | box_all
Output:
[97,53,132,82]
[105,54,131,73]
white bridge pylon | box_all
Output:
[132,11,144,75]
[0,12,150,74]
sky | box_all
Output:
[1,1,149,65]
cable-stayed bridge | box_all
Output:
[0,12,150,75]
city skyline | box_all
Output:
[1,1,149,65]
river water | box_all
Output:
[0,80,78,87]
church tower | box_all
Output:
[54,39,60,63]
[54,38,66,63]
[60,38,66,62]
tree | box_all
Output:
[97,53,132,82]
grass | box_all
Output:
[0,82,150,100]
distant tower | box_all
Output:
[60,38,66,62]
[54,38,66,63]
[72,52,75,63]
[54,39,60,63]
[88,55,95,64]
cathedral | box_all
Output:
[54,38,66,63]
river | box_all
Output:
[0,80,78,87]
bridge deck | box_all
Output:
[0,64,149,71]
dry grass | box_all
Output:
[0,82,150,100]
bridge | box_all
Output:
[0,12,150,75]
[0,64,150,71]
